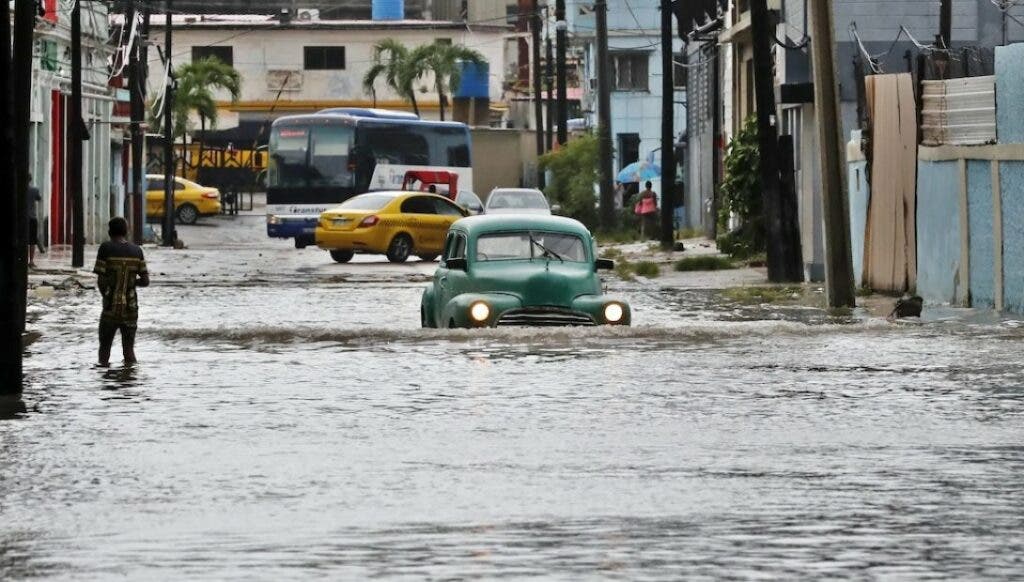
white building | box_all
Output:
[144,13,510,131]
[31,0,121,246]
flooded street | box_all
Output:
[4,215,1024,579]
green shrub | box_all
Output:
[540,133,599,229]
[717,116,766,258]
[674,256,736,272]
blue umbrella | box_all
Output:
[617,160,662,184]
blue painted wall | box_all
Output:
[996,44,1024,144]
[848,160,870,288]
[916,161,962,305]
[967,161,995,308]
[1001,162,1024,312]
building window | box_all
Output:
[192,45,233,66]
[612,52,649,91]
[674,53,687,89]
[304,46,346,70]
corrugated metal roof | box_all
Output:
[921,76,997,146]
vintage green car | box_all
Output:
[421,215,631,328]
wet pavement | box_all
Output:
[3,213,1024,579]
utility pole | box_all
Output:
[545,34,554,151]
[938,0,952,49]
[532,0,545,181]
[660,0,677,248]
[162,0,176,247]
[127,2,143,242]
[2,0,35,394]
[555,0,568,145]
[595,0,614,229]
[809,0,856,308]
[749,0,801,282]
[70,0,85,268]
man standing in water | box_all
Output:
[93,217,149,366]
[26,174,42,268]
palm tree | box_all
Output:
[411,42,487,121]
[363,39,425,116]
[172,57,242,175]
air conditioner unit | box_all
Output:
[296,8,320,21]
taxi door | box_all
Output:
[427,197,468,253]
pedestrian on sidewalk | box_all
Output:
[26,174,42,268]
[633,181,658,239]
[93,217,150,367]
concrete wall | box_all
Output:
[470,128,538,197]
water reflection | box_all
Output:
[0,395,27,420]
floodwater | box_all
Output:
[3,217,1024,579]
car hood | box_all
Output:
[484,208,551,215]
[470,261,600,306]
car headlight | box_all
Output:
[470,301,491,323]
[604,303,624,324]
[267,215,282,225]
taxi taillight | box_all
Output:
[359,215,379,227]
[202,191,219,199]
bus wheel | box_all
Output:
[386,234,412,263]
[330,250,354,263]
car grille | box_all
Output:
[496,308,596,327]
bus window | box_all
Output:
[310,126,355,187]
[363,125,430,166]
[429,126,471,167]
[268,127,309,188]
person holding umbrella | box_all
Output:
[633,181,658,239]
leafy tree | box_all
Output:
[410,42,487,121]
[717,115,765,258]
[363,39,425,116]
[540,133,600,229]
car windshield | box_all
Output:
[337,194,394,210]
[488,190,548,210]
[475,231,587,262]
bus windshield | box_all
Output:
[268,125,355,188]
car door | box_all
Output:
[145,179,164,216]
[435,231,469,320]
[430,197,467,252]
[399,195,434,251]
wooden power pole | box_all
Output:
[554,0,568,145]
[749,0,802,282]
[809,0,856,307]
[595,0,614,229]
[70,0,85,268]
[531,0,544,176]
[660,0,677,248]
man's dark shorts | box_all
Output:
[99,319,137,346]
[28,218,38,246]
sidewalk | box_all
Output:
[599,235,769,289]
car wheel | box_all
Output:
[417,254,438,263]
[176,203,199,225]
[386,234,412,263]
[330,250,354,263]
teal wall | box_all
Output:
[967,161,995,308]
[916,161,961,305]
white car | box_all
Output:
[484,188,552,215]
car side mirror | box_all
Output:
[595,258,615,271]
[446,258,468,271]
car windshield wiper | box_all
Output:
[529,234,564,262]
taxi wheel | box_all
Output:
[176,203,199,225]
[418,254,438,263]
[330,250,354,263]
[386,234,412,263]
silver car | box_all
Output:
[484,188,552,215]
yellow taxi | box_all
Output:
[316,191,468,263]
[146,174,222,225]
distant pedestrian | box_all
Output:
[633,181,658,239]
[428,184,437,194]
[93,217,150,367]
[26,173,42,268]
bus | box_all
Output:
[266,108,473,247]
